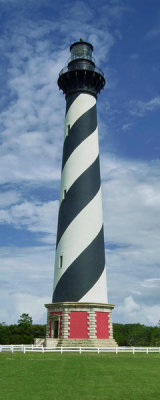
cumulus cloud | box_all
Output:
[0,191,22,207]
[146,26,160,39]
[130,53,139,60]
[13,293,50,324]
[0,289,50,325]
[0,200,59,244]
[101,153,160,325]
[0,21,66,184]
[0,1,119,185]
[102,154,160,248]
[121,122,134,131]
[114,296,160,326]
[141,278,160,288]
[0,245,54,323]
[129,97,160,117]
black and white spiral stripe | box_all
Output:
[52,93,108,303]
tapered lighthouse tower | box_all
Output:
[45,40,117,347]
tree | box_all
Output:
[18,313,33,326]
[0,323,10,344]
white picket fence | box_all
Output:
[0,345,160,354]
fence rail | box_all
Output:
[0,345,160,354]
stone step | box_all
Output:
[56,338,118,348]
[45,338,59,347]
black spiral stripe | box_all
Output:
[53,227,105,302]
[56,156,100,247]
[65,93,80,114]
[62,103,97,170]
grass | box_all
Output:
[0,352,160,400]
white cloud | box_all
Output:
[0,3,119,185]
[0,191,22,207]
[141,278,160,289]
[121,122,134,131]
[114,296,160,325]
[107,2,130,20]
[0,200,59,243]
[101,153,160,324]
[146,26,160,39]
[0,26,66,184]
[129,97,160,117]
[0,290,50,325]
[101,153,160,247]
[0,245,54,324]
[14,293,50,324]
[130,53,139,60]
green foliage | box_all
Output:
[0,323,10,345]
[150,326,160,346]
[113,323,160,346]
[0,313,46,344]
[18,313,33,326]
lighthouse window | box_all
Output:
[63,189,67,199]
[67,124,70,135]
[59,255,63,268]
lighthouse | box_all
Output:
[45,39,117,347]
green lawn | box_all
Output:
[0,352,159,400]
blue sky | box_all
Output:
[0,0,160,326]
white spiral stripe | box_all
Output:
[64,93,96,138]
[80,269,108,303]
[53,188,103,290]
[60,128,99,204]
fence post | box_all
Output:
[146,347,149,354]
[98,347,100,354]
[116,347,118,354]
[133,347,135,355]
[11,345,13,353]
[42,346,44,353]
[61,347,63,354]
[24,346,26,354]
[79,347,81,354]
